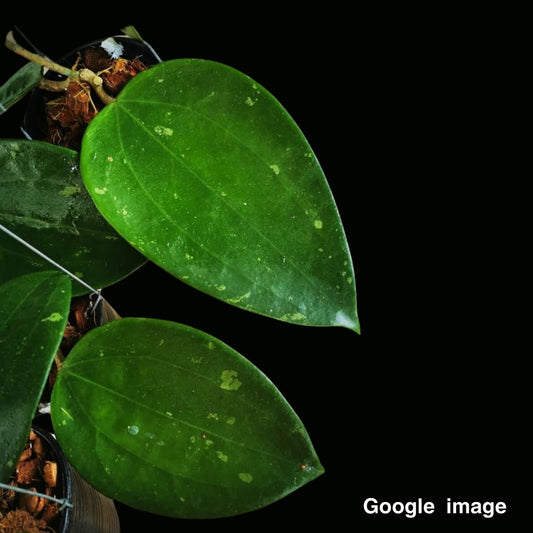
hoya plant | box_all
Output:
[0,27,359,520]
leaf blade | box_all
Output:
[0,271,71,482]
[51,317,323,518]
[0,140,146,295]
[81,59,359,331]
[0,62,42,115]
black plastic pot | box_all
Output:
[32,426,120,533]
[22,34,161,144]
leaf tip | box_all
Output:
[334,309,361,334]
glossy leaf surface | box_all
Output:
[51,317,323,518]
[0,140,146,295]
[0,62,41,115]
[0,271,70,483]
[81,59,359,331]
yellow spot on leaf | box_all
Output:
[280,312,307,322]
[154,125,174,136]
[216,451,228,462]
[220,370,242,391]
[227,292,250,304]
[41,312,63,323]
[59,185,80,196]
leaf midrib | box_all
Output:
[112,100,331,302]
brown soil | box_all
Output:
[0,430,61,533]
[42,47,147,150]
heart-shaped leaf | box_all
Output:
[80,59,359,332]
[0,62,42,115]
[51,317,323,518]
[0,140,146,295]
[0,270,71,483]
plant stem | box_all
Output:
[5,31,78,79]
[4,31,116,105]
[79,68,115,105]
[38,77,71,92]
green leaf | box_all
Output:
[0,62,42,115]
[51,317,324,518]
[0,140,146,295]
[120,25,144,42]
[0,271,71,483]
[80,59,359,332]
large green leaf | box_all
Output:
[80,59,359,332]
[0,140,146,295]
[0,62,42,115]
[0,271,71,483]
[51,317,323,518]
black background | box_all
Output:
[1,5,523,531]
